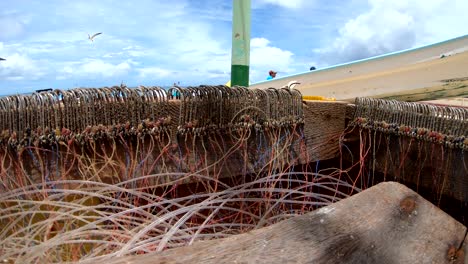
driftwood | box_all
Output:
[108,182,467,264]
[463,235,468,264]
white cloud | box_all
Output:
[251,38,270,48]
[0,50,45,81]
[127,50,146,58]
[256,0,307,9]
[0,1,237,88]
[137,67,174,78]
[249,37,295,81]
[122,45,140,51]
[4,0,465,90]
[102,52,124,58]
[0,12,31,40]
[59,59,131,79]
[78,60,131,77]
[103,44,147,59]
[251,38,294,68]
[316,0,468,65]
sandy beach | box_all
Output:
[250,35,468,102]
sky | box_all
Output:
[0,0,467,94]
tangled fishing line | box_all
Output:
[343,97,468,203]
[1,84,467,262]
[0,85,362,262]
[0,172,358,263]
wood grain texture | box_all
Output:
[462,234,468,264]
[107,182,467,264]
[298,101,347,163]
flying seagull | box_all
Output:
[0,58,5,61]
[88,32,102,42]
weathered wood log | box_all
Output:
[108,182,467,264]
[462,235,468,264]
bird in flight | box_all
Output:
[88,32,102,42]
[0,58,5,61]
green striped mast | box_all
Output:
[231,0,251,87]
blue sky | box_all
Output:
[0,0,467,94]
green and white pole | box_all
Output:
[231,0,251,87]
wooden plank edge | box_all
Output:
[104,181,467,264]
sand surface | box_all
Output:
[422,97,468,107]
[250,35,468,102]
